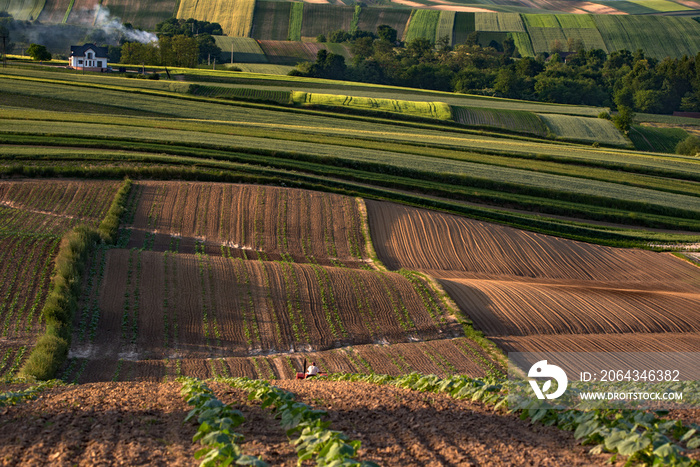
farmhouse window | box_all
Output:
[78,60,83,64]
[87,52,93,59]
[97,61,102,67]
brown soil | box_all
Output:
[125,181,369,267]
[72,250,462,372]
[366,200,700,353]
[270,380,604,466]
[0,379,617,466]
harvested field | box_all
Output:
[213,36,268,63]
[366,201,700,287]
[176,0,255,36]
[257,40,351,64]
[539,113,629,146]
[493,333,700,353]
[124,181,369,266]
[0,0,46,20]
[73,337,498,383]
[70,249,461,377]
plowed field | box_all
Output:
[123,181,369,267]
[67,338,500,383]
[366,200,700,352]
[0,380,600,466]
[69,248,467,381]
[0,180,120,379]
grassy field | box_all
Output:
[452,12,475,45]
[0,0,45,20]
[538,113,630,147]
[436,11,456,44]
[593,15,700,58]
[628,0,692,11]
[452,106,547,137]
[475,12,526,32]
[176,0,255,36]
[2,67,700,239]
[509,31,534,57]
[404,9,441,43]
[288,2,303,41]
[629,125,689,153]
[213,37,268,64]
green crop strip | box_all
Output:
[221,377,379,467]
[61,0,75,23]
[180,378,267,466]
[0,379,64,407]
[288,2,303,41]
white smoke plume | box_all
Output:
[93,6,157,44]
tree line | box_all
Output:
[293,26,700,115]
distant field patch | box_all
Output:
[509,31,534,57]
[628,0,691,10]
[475,12,525,32]
[404,9,441,42]
[0,0,46,20]
[293,91,452,120]
[436,11,455,44]
[300,4,354,38]
[189,85,291,104]
[522,14,559,29]
[629,124,689,153]
[594,0,657,13]
[250,0,290,40]
[288,2,303,41]
[452,106,547,137]
[554,14,595,28]
[37,0,68,22]
[258,40,350,65]
[177,0,254,37]
[593,15,700,58]
[101,0,175,30]
[452,12,475,45]
[213,37,268,63]
[538,113,629,146]
[223,63,295,74]
[357,7,411,38]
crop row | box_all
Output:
[222,377,378,467]
[180,377,266,466]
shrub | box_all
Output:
[598,111,611,120]
[676,135,700,156]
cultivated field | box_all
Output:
[0,180,120,379]
[366,200,700,353]
[122,181,369,265]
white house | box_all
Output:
[69,44,109,71]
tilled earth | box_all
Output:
[0,380,620,466]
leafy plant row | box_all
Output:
[19,179,132,380]
[328,373,700,466]
[0,378,64,407]
[220,377,379,467]
[179,377,267,467]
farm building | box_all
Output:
[69,44,109,71]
